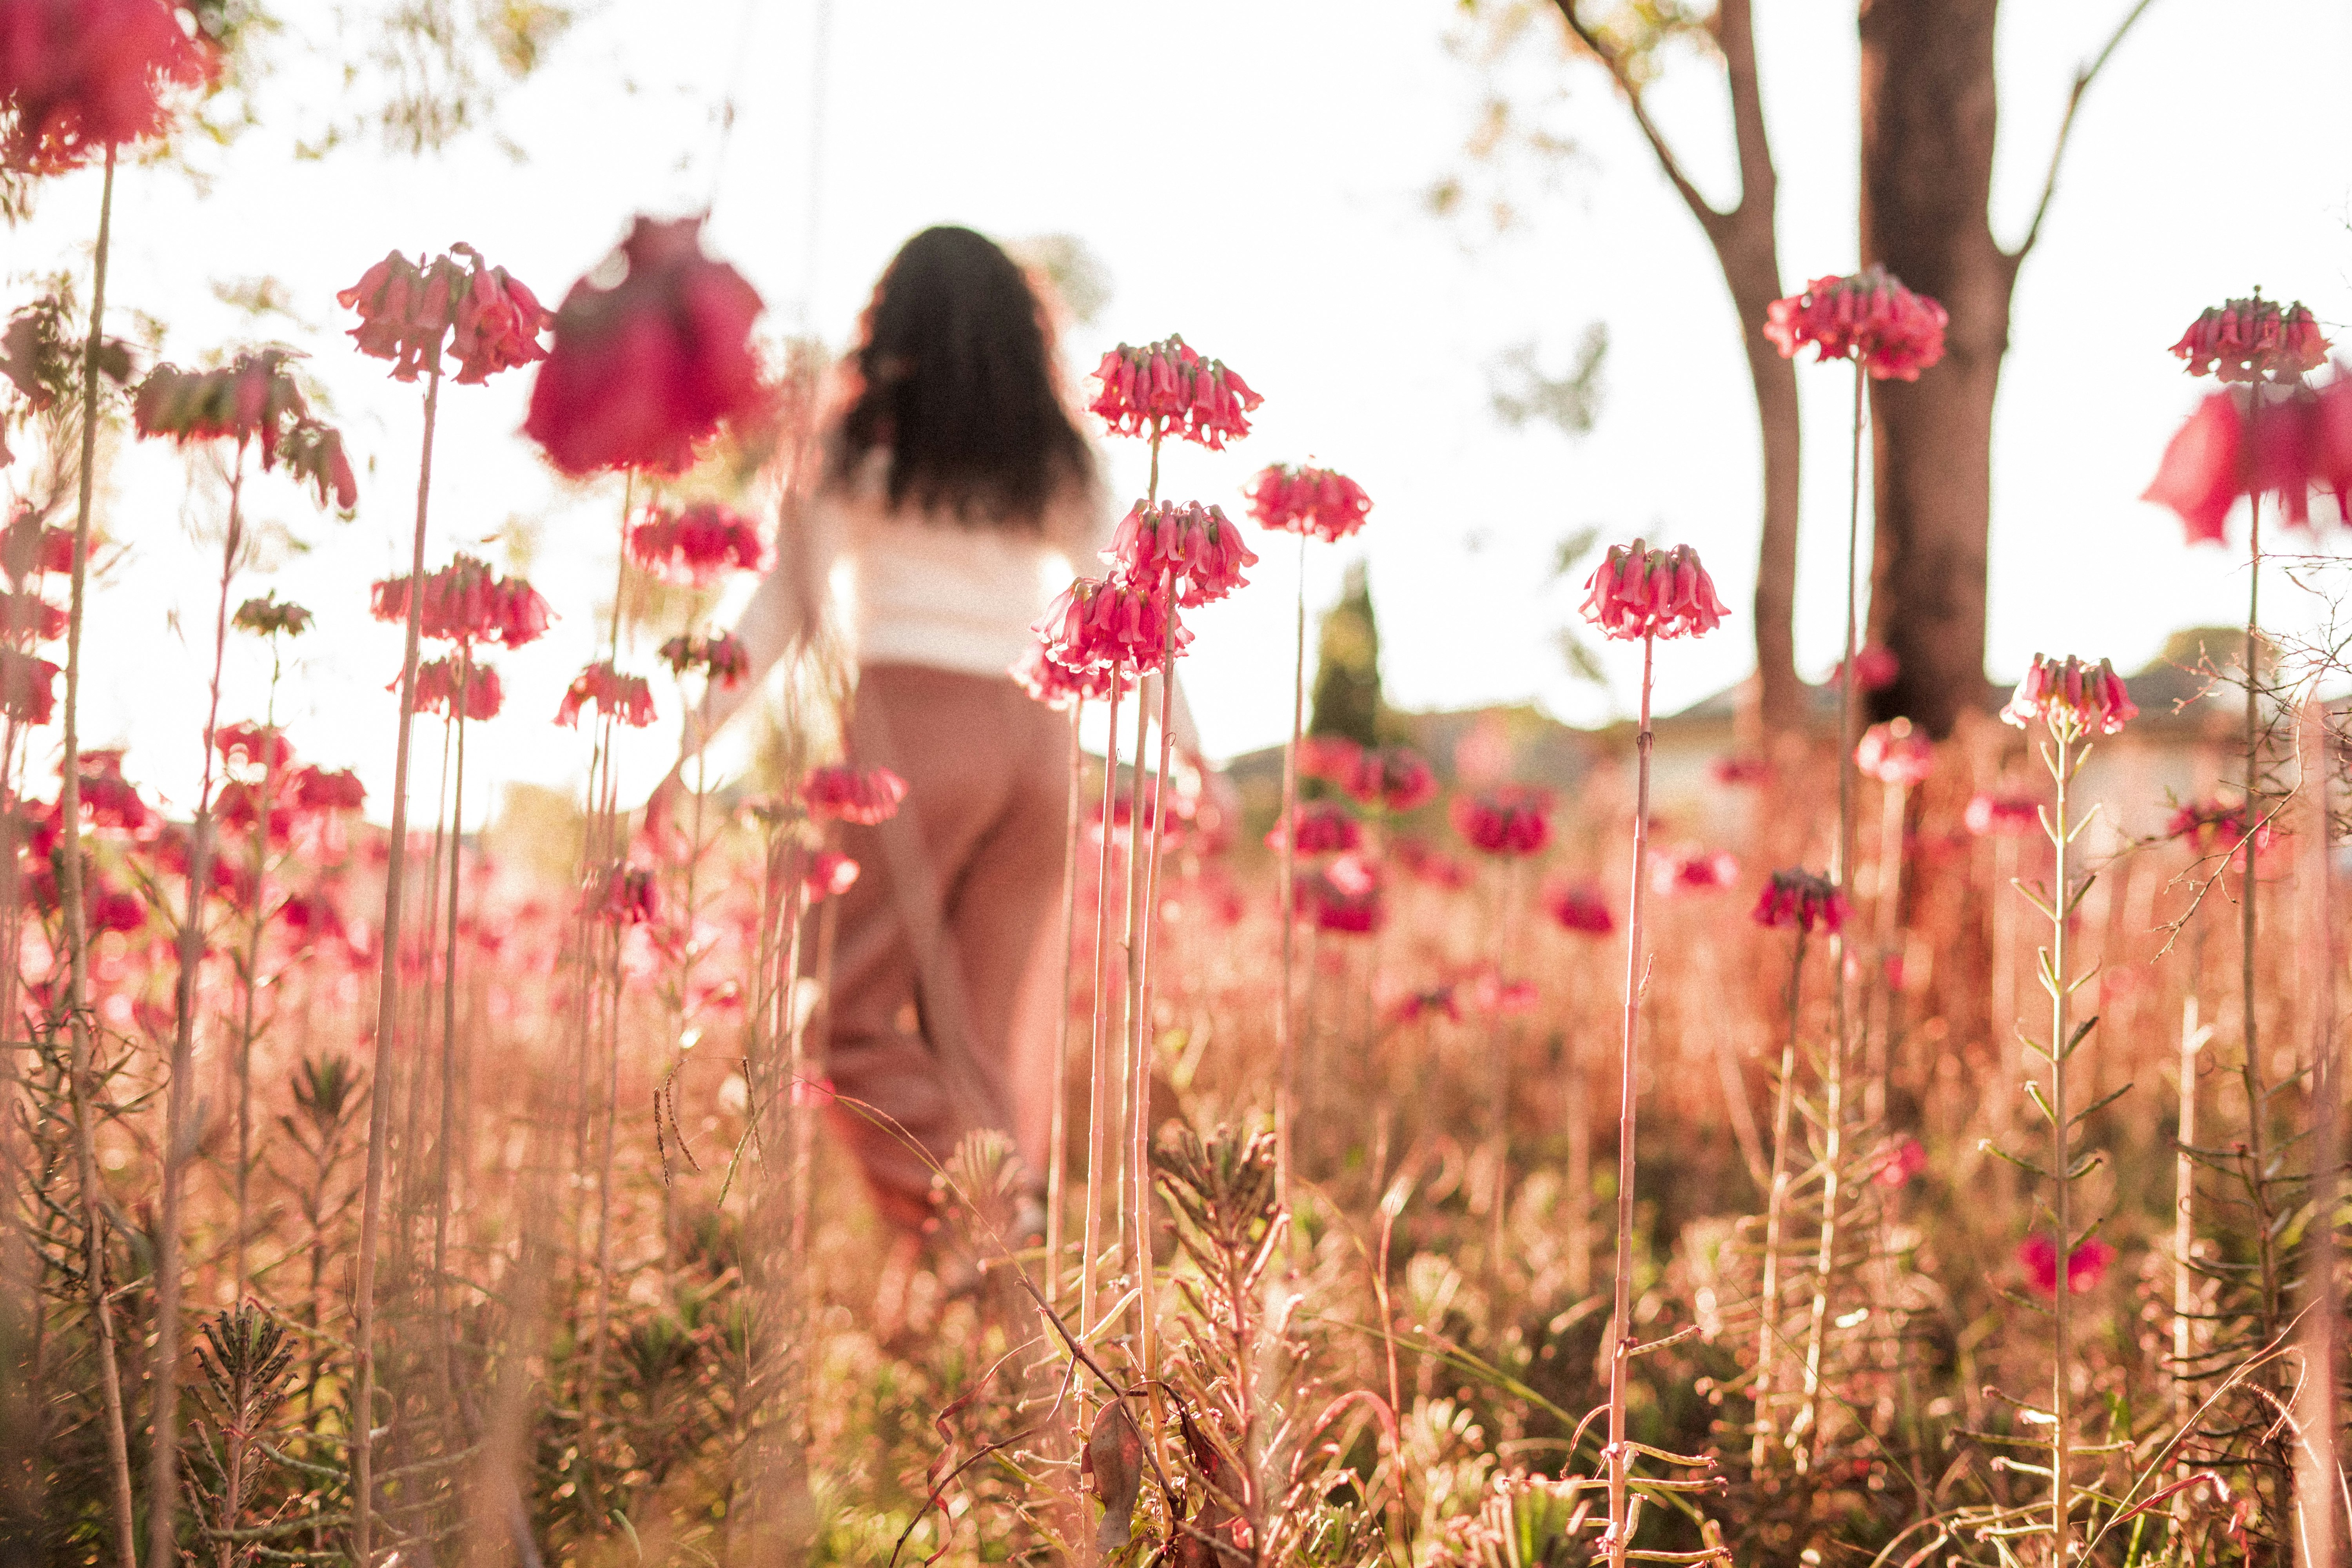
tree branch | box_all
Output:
[1715,0,1776,224]
[1546,0,1729,238]
[2008,0,2162,264]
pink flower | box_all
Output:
[524,215,768,477]
[1009,641,1128,709]
[405,657,504,721]
[1088,335,1262,450]
[1306,852,1385,934]
[0,0,218,174]
[590,863,658,926]
[628,500,767,586]
[2019,1232,2114,1296]
[801,763,907,826]
[291,765,365,814]
[1751,867,1846,935]
[1030,575,1187,675]
[1243,463,1373,543]
[1829,643,1900,693]
[1296,733,1365,784]
[2167,798,2272,858]
[556,661,657,729]
[1579,539,1728,642]
[1102,499,1258,606]
[658,631,749,688]
[804,849,859,902]
[1655,847,1739,896]
[0,590,64,642]
[1964,791,2040,838]
[2143,376,2352,544]
[214,720,292,772]
[1267,799,1361,857]
[0,644,56,724]
[1341,746,1438,813]
[0,510,74,580]
[1544,877,1614,936]
[1388,985,1461,1026]
[2170,295,2329,384]
[1710,754,1770,788]
[71,749,148,830]
[1871,1139,1928,1189]
[372,554,552,649]
[1392,833,1472,891]
[1764,265,1949,382]
[2000,653,2136,738]
[1855,718,1934,787]
[1452,784,1552,857]
[338,245,549,386]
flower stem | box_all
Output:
[57,142,137,1568]
[2292,687,2341,1566]
[2047,725,2078,1565]
[1046,701,1083,1303]
[234,636,285,1304]
[2241,492,2275,1325]
[1131,567,1182,1452]
[1079,663,1124,1406]
[1751,926,1808,1469]
[1606,629,1657,1568]
[1276,530,1306,1208]
[433,660,470,1319]
[355,360,441,1568]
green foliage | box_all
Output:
[1310,562,1383,750]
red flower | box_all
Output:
[2170,295,2329,383]
[406,657,504,721]
[555,662,656,729]
[1829,643,1900,693]
[214,779,292,846]
[70,749,148,830]
[1964,791,2040,838]
[628,500,767,586]
[1580,539,1728,642]
[2019,1232,2114,1296]
[523,215,768,477]
[372,553,552,649]
[1388,985,1461,1026]
[1855,718,1933,787]
[1710,754,1770,788]
[1267,799,1361,857]
[2000,653,2136,738]
[1391,833,1472,891]
[0,644,57,724]
[0,590,63,641]
[2143,376,2352,544]
[801,763,907,826]
[1764,265,1949,382]
[1751,867,1846,935]
[1452,784,1552,857]
[1342,745,1437,813]
[1543,877,1614,935]
[1243,463,1373,543]
[804,849,859,902]
[338,245,548,386]
[1296,733,1364,784]
[0,510,74,579]
[1871,1138,1929,1189]
[444,246,551,385]
[86,880,145,933]
[214,720,292,772]
[278,887,350,951]
[1010,641,1129,710]
[2167,798,2272,857]
[1655,846,1739,896]
[1088,335,1262,450]
[589,863,658,925]
[658,631,749,688]
[291,765,365,814]
[1102,499,1258,606]
[1031,575,1188,675]
[1305,852,1385,934]
[0,0,218,174]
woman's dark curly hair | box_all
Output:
[828,226,1093,526]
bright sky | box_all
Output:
[10,0,2350,825]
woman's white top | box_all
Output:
[828,490,1100,677]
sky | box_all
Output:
[8,0,2351,826]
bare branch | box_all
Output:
[1545,0,1728,237]
[2009,0,2162,263]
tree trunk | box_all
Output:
[1728,244,1806,737]
[1858,0,2007,738]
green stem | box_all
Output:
[2049,726,2076,1564]
[1606,630,1656,1568]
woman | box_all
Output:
[654,225,1206,1245]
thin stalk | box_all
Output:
[58,142,136,1568]
[2293,690,2339,1568]
[1079,665,1124,1405]
[1131,570,1181,1407]
[1120,683,1149,1285]
[1867,779,1907,1121]
[433,657,470,1308]
[148,452,245,1568]
[2173,993,2207,1470]
[1046,701,1083,1303]
[1604,630,1656,1568]
[233,635,285,1302]
[355,360,442,1567]
[1991,833,2021,1204]
[2242,492,2275,1322]
[1751,926,1809,1469]
[1277,529,1306,1207]
[2047,726,2080,1565]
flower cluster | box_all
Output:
[1999,653,2136,738]
[2019,1232,2113,1297]
[1243,463,1372,543]
[1341,746,1438,814]
[0,591,62,641]
[628,500,767,586]
[1031,575,1190,677]
[1830,643,1900,693]
[801,763,907,826]
[338,245,550,385]
[408,657,504,721]
[1267,799,1361,857]
[2167,798,2272,857]
[1305,852,1384,934]
[0,644,58,724]
[1764,265,1949,381]
[1452,784,1552,857]
[1579,539,1728,643]
[658,630,749,688]
[2141,376,2352,543]
[1088,335,1261,449]
[1102,499,1258,606]
[1655,847,1739,895]
[590,864,659,926]
[555,661,656,730]
[524,215,767,477]
[132,352,358,508]
[804,849,860,902]
[1752,868,1847,935]
[1009,642,1128,710]
[2169,295,2329,383]
[215,720,292,773]
[232,592,312,639]
[0,0,218,174]
[0,509,74,581]
[1963,790,2040,838]
[291,765,365,813]
[371,554,552,650]
[1871,1139,1929,1190]
[1544,877,1614,936]
[1855,717,1934,787]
